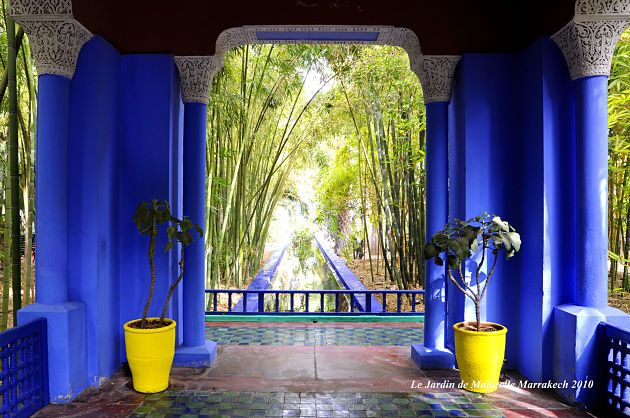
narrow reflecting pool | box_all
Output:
[268,235,349,312]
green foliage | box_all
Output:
[425,213,521,332]
[313,45,426,289]
[608,27,630,292]
[207,44,329,292]
[291,228,313,264]
[0,4,38,329]
[132,200,203,328]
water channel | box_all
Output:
[267,235,349,313]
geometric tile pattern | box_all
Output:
[205,325,424,346]
[131,391,504,417]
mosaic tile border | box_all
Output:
[205,325,424,346]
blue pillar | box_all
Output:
[173,101,217,366]
[554,75,629,406]
[575,76,608,309]
[18,74,87,402]
[411,101,454,369]
[35,75,70,304]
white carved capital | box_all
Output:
[413,55,461,104]
[552,0,630,79]
[174,56,218,104]
[9,0,92,79]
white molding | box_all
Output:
[171,25,427,103]
[174,56,217,104]
[413,55,461,104]
[553,0,630,79]
[9,0,92,79]
[213,25,423,78]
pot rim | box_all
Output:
[124,317,176,334]
[453,321,507,336]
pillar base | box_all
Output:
[18,302,87,403]
[553,304,630,408]
[173,340,217,367]
[411,344,455,369]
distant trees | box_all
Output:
[206,44,328,293]
[0,4,37,329]
[206,44,426,291]
[608,28,630,292]
[314,46,426,290]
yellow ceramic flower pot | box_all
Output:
[453,321,507,393]
[124,318,176,393]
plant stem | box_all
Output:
[475,297,481,332]
[160,246,185,325]
[141,221,157,328]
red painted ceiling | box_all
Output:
[72,0,576,56]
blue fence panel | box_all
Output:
[0,318,49,418]
[600,321,630,417]
[205,289,424,315]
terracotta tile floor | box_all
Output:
[33,322,596,417]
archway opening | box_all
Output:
[203,37,428,325]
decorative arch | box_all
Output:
[176,25,460,105]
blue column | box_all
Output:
[183,102,206,347]
[575,76,608,308]
[36,75,70,304]
[18,74,87,402]
[173,101,217,366]
[411,101,454,369]
[425,102,449,347]
[554,75,629,407]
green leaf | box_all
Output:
[446,255,459,269]
[424,243,440,259]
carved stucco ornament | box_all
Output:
[176,25,426,104]
[212,25,423,77]
[9,0,92,79]
[413,55,461,104]
[552,0,630,79]
[174,56,218,104]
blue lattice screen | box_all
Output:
[0,318,49,418]
[602,322,630,417]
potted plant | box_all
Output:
[124,200,203,393]
[424,213,521,393]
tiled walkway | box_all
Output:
[132,391,504,417]
[34,322,595,417]
[205,322,423,346]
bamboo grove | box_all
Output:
[313,46,426,290]
[206,44,427,291]
[205,45,328,291]
[0,2,37,330]
[609,29,630,293]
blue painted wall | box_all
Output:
[447,38,576,380]
[68,36,121,385]
[66,36,184,384]
[118,54,183,361]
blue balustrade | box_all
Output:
[205,289,424,315]
[600,321,630,417]
[0,318,49,417]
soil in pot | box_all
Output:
[126,318,173,329]
[457,321,505,333]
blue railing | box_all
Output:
[600,321,630,417]
[0,318,49,418]
[205,289,424,315]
